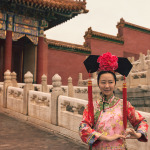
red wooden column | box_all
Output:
[37,36,44,83]
[37,36,48,84]
[4,30,12,72]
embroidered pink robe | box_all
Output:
[79,96,148,150]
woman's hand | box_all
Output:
[99,134,126,142]
[125,128,142,139]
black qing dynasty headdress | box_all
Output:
[83,52,133,129]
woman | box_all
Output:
[79,53,148,150]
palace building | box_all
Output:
[1,1,150,85]
[0,0,88,83]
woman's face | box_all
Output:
[99,73,116,98]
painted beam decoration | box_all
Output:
[0,20,6,30]
[14,15,39,27]
[14,15,39,36]
[14,24,38,36]
[0,30,6,39]
[12,15,39,44]
[0,12,6,39]
[0,11,42,44]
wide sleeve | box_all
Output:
[79,105,102,146]
[127,101,149,142]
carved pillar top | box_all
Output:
[11,72,17,80]
[11,71,17,87]
[68,77,72,84]
[52,74,62,87]
[24,71,33,84]
[42,74,47,82]
[78,73,83,81]
[68,76,74,97]
[4,70,11,81]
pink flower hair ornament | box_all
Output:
[97,52,118,72]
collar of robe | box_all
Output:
[100,94,114,112]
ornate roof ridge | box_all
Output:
[46,38,91,51]
[84,27,124,42]
[117,18,150,32]
[12,0,88,13]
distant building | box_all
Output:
[84,18,150,59]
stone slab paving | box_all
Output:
[0,113,87,150]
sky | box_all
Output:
[45,0,150,45]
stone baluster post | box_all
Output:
[41,74,48,93]
[127,57,131,63]
[11,72,17,87]
[23,72,34,115]
[128,73,132,88]
[92,79,100,102]
[3,70,12,108]
[92,72,97,79]
[68,77,74,97]
[51,74,63,125]
[126,75,130,88]
[78,73,83,86]
[139,53,146,71]
[147,61,150,85]
[147,50,150,60]
[131,56,134,63]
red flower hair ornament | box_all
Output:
[97,52,118,72]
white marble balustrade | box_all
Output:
[28,90,51,123]
[7,86,24,113]
[58,95,87,136]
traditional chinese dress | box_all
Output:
[79,95,148,150]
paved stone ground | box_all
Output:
[0,113,87,150]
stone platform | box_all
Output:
[0,113,87,150]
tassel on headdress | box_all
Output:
[88,73,94,126]
[123,76,127,129]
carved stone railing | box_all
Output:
[115,85,150,113]
[116,71,148,89]
[17,83,25,89]
[74,86,88,100]
[58,95,87,135]
[7,86,24,113]
[28,90,51,123]
[33,84,42,91]
[61,86,68,96]
[60,85,88,100]
[0,85,3,106]
[47,85,53,93]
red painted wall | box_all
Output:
[123,27,150,57]
[86,27,150,60]
[90,38,123,57]
[47,48,89,85]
